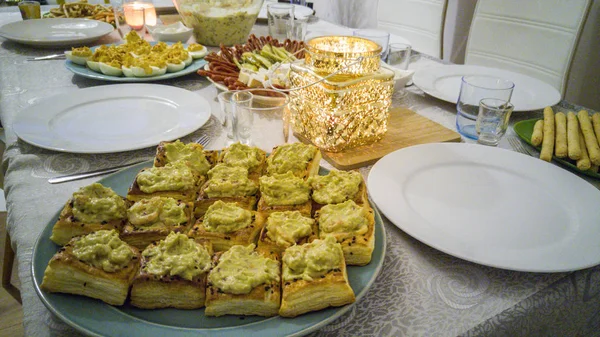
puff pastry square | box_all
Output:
[266,143,322,180]
[130,238,213,309]
[50,197,129,246]
[204,246,280,317]
[126,163,205,203]
[257,172,312,217]
[309,170,368,214]
[257,211,318,254]
[120,197,194,250]
[188,205,265,252]
[218,143,267,181]
[194,164,259,219]
[153,140,218,175]
[315,201,375,266]
[279,238,355,317]
[41,233,140,306]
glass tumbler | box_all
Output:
[353,29,391,61]
[267,3,294,42]
[476,98,514,146]
[456,76,514,140]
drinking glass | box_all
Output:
[288,14,309,40]
[353,29,390,61]
[267,3,294,41]
[18,1,41,20]
[227,91,254,144]
[456,76,514,140]
[218,91,247,143]
[233,89,290,148]
[476,98,514,146]
[386,43,412,69]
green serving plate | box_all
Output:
[31,162,387,337]
[514,118,600,179]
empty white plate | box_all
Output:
[413,65,561,112]
[13,84,211,153]
[368,143,600,272]
[0,18,114,47]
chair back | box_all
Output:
[377,0,448,59]
[465,0,592,96]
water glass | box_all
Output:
[218,91,247,142]
[476,98,514,146]
[386,43,412,70]
[267,3,295,41]
[456,76,514,140]
[233,89,290,148]
[353,29,390,61]
[288,14,309,41]
[230,91,255,145]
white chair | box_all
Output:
[464,0,592,97]
[377,0,448,59]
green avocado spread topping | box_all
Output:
[266,211,314,247]
[203,200,253,233]
[259,172,311,206]
[309,170,362,204]
[136,161,196,193]
[282,236,342,282]
[127,197,188,228]
[208,244,280,295]
[163,140,211,176]
[203,164,258,198]
[319,200,368,238]
[266,143,317,177]
[142,232,211,280]
[71,183,127,223]
[221,143,262,170]
[71,229,133,273]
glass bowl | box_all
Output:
[173,0,265,46]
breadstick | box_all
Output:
[554,112,567,158]
[531,120,544,146]
[592,112,600,145]
[576,129,591,171]
[540,106,555,162]
[577,110,600,165]
[567,111,582,160]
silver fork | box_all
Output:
[507,135,538,157]
[48,136,212,184]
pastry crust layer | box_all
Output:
[40,242,140,306]
[204,248,281,317]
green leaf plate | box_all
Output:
[513,118,600,179]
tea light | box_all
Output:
[289,36,395,152]
[124,2,157,30]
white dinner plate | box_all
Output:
[13,84,211,154]
[367,143,600,273]
[0,18,114,47]
[412,65,561,112]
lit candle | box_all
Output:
[124,2,157,30]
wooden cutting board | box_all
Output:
[296,107,461,170]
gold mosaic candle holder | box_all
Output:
[289,36,395,152]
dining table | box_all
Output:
[2,4,600,337]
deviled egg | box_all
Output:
[64,46,93,66]
[187,43,207,59]
[99,61,123,76]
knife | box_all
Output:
[48,160,149,184]
[27,54,66,61]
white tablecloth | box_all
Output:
[2,7,600,337]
